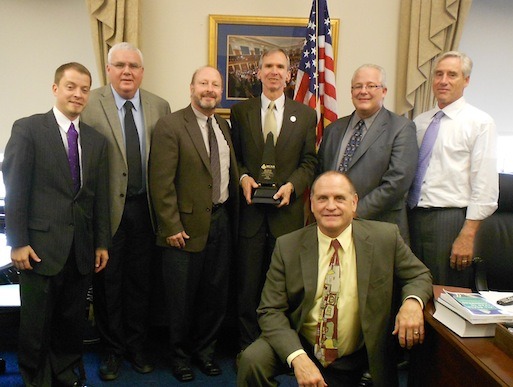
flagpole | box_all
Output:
[315,0,320,107]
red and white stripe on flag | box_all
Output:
[294,0,337,148]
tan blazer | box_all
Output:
[81,85,171,235]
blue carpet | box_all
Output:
[1,324,405,386]
[0,324,299,386]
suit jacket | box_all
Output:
[80,85,171,235]
[258,220,432,386]
[230,96,317,239]
[2,111,111,276]
[318,108,418,241]
[149,105,239,252]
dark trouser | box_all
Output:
[409,207,473,287]
[93,194,153,356]
[162,206,231,367]
[18,251,90,386]
[238,336,368,387]
[236,221,276,350]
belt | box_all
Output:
[126,192,147,201]
[212,202,224,213]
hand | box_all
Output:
[94,248,109,273]
[393,298,425,349]
[241,175,259,205]
[450,220,480,271]
[274,182,294,208]
[11,245,41,271]
[166,231,190,249]
[291,354,327,387]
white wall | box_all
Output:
[0,0,402,151]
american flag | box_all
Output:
[294,0,337,148]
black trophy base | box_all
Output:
[252,186,280,205]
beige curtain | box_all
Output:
[85,0,140,85]
[396,0,472,118]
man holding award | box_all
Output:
[231,48,318,356]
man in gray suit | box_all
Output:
[81,42,171,380]
[238,171,432,387]
[318,64,418,242]
[3,62,110,387]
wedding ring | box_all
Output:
[414,331,419,335]
[462,260,468,263]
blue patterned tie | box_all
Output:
[407,111,445,208]
[67,123,80,193]
[338,120,365,172]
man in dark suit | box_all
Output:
[238,171,432,387]
[2,62,111,387]
[149,66,239,382]
[230,49,317,353]
[81,42,171,380]
[318,64,418,242]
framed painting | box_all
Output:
[208,14,339,118]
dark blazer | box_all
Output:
[2,110,111,276]
[318,108,418,241]
[258,220,433,386]
[230,97,317,239]
[149,105,239,252]
[81,85,171,235]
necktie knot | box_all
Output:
[124,100,135,111]
[268,101,275,111]
[331,239,341,251]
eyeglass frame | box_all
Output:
[109,62,143,70]
[351,84,385,92]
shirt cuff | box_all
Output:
[405,295,424,309]
[239,173,249,184]
[287,349,307,368]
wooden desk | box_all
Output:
[409,287,513,386]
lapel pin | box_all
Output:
[290,116,297,122]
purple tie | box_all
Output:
[407,111,445,208]
[67,123,80,193]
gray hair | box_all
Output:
[258,48,291,70]
[351,64,387,88]
[433,51,473,78]
[107,42,144,66]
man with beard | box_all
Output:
[149,66,239,382]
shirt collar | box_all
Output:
[440,96,466,120]
[317,223,353,254]
[191,104,215,126]
[111,85,141,111]
[261,93,285,111]
[52,106,79,132]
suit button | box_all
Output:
[120,193,125,198]
[123,172,127,177]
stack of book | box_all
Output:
[434,290,513,337]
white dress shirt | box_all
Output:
[413,97,498,220]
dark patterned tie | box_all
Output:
[67,122,80,193]
[207,117,221,204]
[407,111,445,208]
[338,120,365,172]
[124,100,143,196]
[314,239,342,367]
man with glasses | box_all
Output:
[318,64,418,243]
[81,42,171,381]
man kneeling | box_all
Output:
[238,171,432,387]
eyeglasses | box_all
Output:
[110,62,142,70]
[351,84,384,92]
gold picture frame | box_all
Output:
[209,14,339,118]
